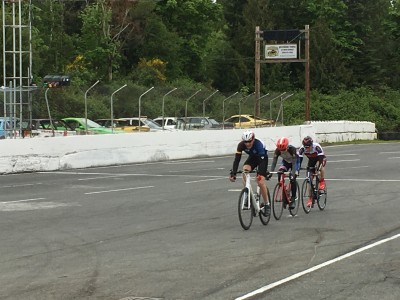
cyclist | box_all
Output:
[298,136,327,206]
[229,130,270,212]
[270,137,300,209]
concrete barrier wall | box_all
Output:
[0,121,376,174]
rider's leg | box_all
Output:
[256,175,269,204]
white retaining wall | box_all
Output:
[0,121,376,174]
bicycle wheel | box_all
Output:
[238,188,253,230]
[289,181,300,216]
[272,183,284,220]
[317,183,327,210]
[259,189,271,225]
[301,179,313,214]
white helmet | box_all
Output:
[242,130,255,142]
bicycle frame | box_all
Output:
[301,166,327,213]
[305,167,320,201]
[236,169,271,230]
[270,171,299,219]
[240,170,261,213]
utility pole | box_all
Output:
[255,26,261,118]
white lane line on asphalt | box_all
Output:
[380,151,400,154]
[0,183,42,189]
[335,166,369,169]
[0,198,46,204]
[327,159,360,163]
[388,156,400,159]
[327,154,357,157]
[84,185,154,195]
[185,177,225,184]
[326,178,400,182]
[235,233,400,300]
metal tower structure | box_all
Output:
[2,0,33,138]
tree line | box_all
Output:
[1,0,400,132]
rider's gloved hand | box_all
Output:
[229,171,236,182]
[266,172,272,180]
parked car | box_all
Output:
[118,117,166,132]
[30,118,76,137]
[95,119,150,132]
[224,114,274,128]
[153,117,178,130]
[62,117,125,134]
[0,117,29,139]
[175,116,234,130]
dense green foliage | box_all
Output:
[1,0,400,132]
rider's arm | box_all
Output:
[231,152,242,176]
[270,149,279,172]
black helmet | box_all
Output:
[302,136,313,147]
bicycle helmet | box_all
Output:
[242,130,255,142]
[302,136,313,147]
[276,137,289,151]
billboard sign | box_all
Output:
[265,44,297,59]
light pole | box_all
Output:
[269,92,286,126]
[110,84,127,133]
[276,93,294,126]
[184,89,201,129]
[44,88,54,137]
[253,93,269,127]
[138,86,154,132]
[162,87,178,130]
[202,89,219,117]
[84,80,100,135]
[222,91,239,129]
[238,92,255,129]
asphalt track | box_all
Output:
[0,142,399,300]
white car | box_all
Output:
[153,117,178,130]
[118,117,166,132]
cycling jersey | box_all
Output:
[298,142,326,167]
[231,139,268,177]
[270,145,300,173]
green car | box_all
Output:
[62,117,125,134]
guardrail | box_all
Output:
[0,121,376,174]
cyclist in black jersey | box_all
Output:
[229,130,270,210]
[270,137,300,209]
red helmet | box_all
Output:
[302,136,313,147]
[276,137,289,151]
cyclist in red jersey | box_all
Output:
[229,130,271,212]
[270,137,301,209]
[298,136,327,206]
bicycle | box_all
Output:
[270,171,300,220]
[301,166,327,213]
[236,169,271,230]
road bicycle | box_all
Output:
[301,166,327,213]
[236,169,271,230]
[270,171,300,220]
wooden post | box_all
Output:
[255,26,261,117]
[305,25,310,122]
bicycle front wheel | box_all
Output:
[317,184,327,210]
[289,181,300,216]
[272,183,284,220]
[238,188,253,230]
[301,179,313,214]
[259,189,271,225]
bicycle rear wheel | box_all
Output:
[272,183,284,220]
[301,179,313,214]
[259,189,271,225]
[317,184,327,210]
[238,188,253,230]
[289,181,300,216]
